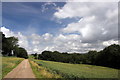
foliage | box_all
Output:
[2,33,18,56]
[95,44,120,69]
[38,44,120,69]
[31,53,38,59]
[0,32,28,59]
[14,47,28,59]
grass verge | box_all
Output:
[2,57,24,78]
[29,59,62,80]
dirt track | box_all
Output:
[3,59,36,80]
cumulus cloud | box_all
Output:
[0,2,119,54]
[42,33,53,41]
[53,2,119,52]
[54,2,117,19]
[54,2,118,43]
[102,39,118,46]
[0,25,118,54]
[0,27,30,52]
[17,32,29,48]
[0,27,15,37]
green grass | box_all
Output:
[32,59,119,78]
[29,59,62,80]
[2,57,24,78]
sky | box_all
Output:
[0,2,119,54]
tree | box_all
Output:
[16,47,28,59]
[95,44,120,68]
[2,32,18,56]
[34,53,38,59]
[86,50,98,64]
[13,45,19,56]
[1,32,28,59]
[38,44,120,69]
[7,37,18,56]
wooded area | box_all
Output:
[34,44,120,69]
[1,32,28,59]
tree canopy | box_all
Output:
[0,32,28,59]
[37,44,120,69]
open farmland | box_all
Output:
[32,59,119,78]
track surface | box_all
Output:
[3,59,36,79]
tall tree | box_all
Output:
[1,32,28,59]
[95,44,120,68]
[16,47,28,59]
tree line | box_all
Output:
[0,32,28,59]
[33,44,120,69]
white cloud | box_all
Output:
[0,2,118,54]
[17,32,29,48]
[33,48,39,52]
[0,27,30,53]
[103,40,118,46]
[54,2,118,43]
[0,27,15,37]
[54,2,117,19]
[42,33,53,41]
[0,26,118,54]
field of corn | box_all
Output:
[2,57,24,78]
[32,59,119,78]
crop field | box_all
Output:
[33,59,119,78]
[2,57,24,78]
